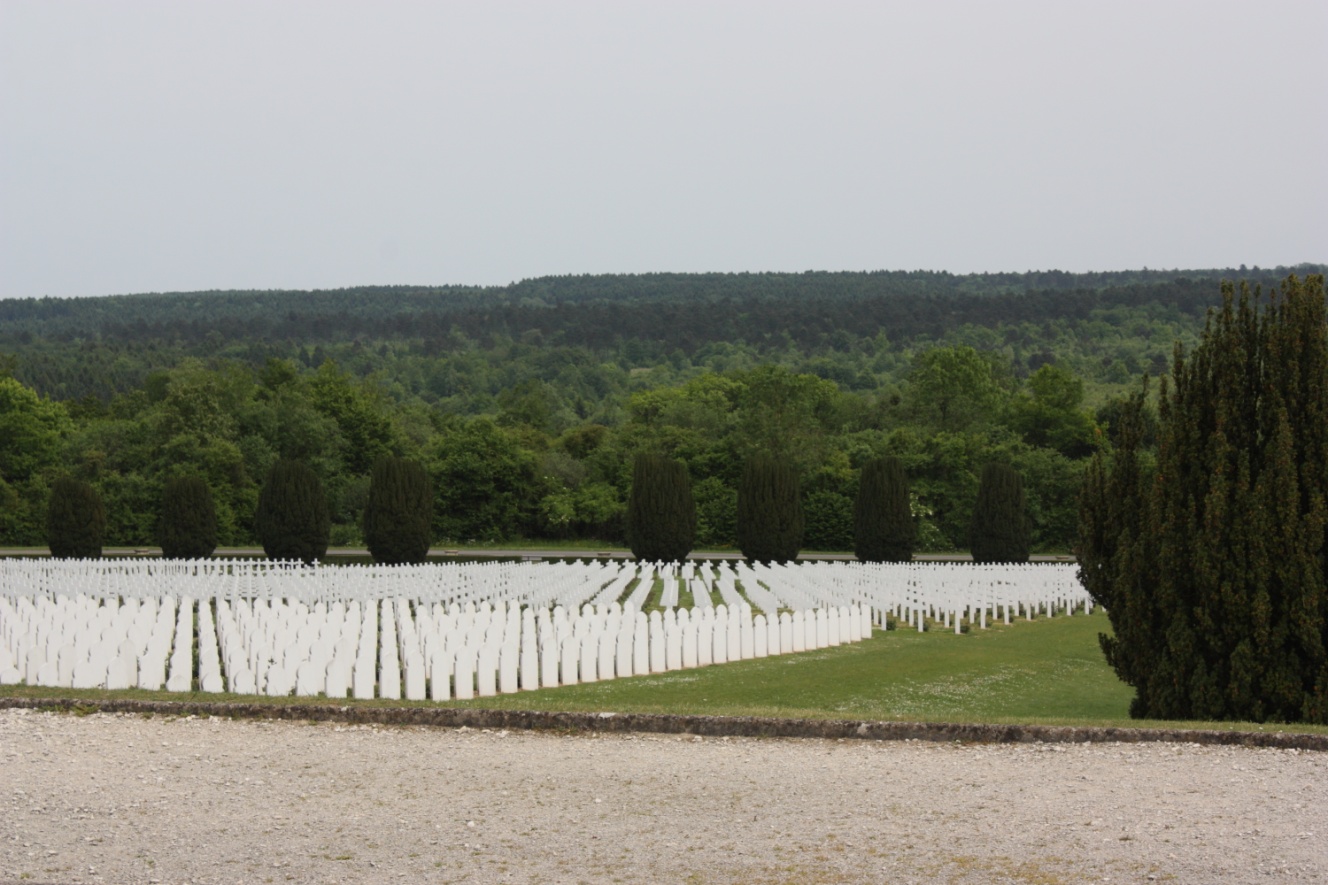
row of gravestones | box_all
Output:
[0,594,195,691]
[1,557,881,629]
[188,590,867,700]
[751,560,1092,631]
[0,557,639,612]
[2,556,892,616]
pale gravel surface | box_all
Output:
[1,709,1324,885]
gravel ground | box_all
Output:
[1,708,1324,885]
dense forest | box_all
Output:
[1,265,1322,553]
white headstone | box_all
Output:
[753,614,768,658]
[454,647,476,700]
[560,636,579,686]
[500,643,520,694]
[429,650,452,701]
[404,652,427,700]
[579,632,599,683]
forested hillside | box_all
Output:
[1,266,1322,554]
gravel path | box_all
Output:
[2,708,1324,884]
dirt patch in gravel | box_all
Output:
[2,708,1325,884]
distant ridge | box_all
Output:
[2,264,1322,401]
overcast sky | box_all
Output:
[1,1,1324,299]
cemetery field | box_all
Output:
[5,613,1325,735]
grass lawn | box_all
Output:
[4,611,1325,735]
[450,611,1134,727]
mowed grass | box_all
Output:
[458,611,1143,725]
[4,611,1325,734]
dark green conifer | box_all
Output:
[364,457,433,565]
[255,459,329,564]
[969,463,1030,563]
[1079,275,1327,723]
[737,455,803,564]
[158,475,218,559]
[1078,383,1160,717]
[46,476,105,559]
[625,453,696,562]
[854,456,914,562]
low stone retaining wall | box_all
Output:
[3,695,1324,751]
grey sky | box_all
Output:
[1,0,1324,299]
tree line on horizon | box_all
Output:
[4,265,1322,405]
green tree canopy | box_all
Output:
[308,361,397,475]
[904,346,1009,433]
[428,419,541,543]
[1005,364,1100,458]
[0,376,71,484]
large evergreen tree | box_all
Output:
[854,456,914,562]
[625,453,696,562]
[1079,275,1327,723]
[1078,383,1159,716]
[47,476,105,559]
[158,475,218,559]
[363,457,433,565]
[970,463,1030,563]
[737,455,803,563]
[255,459,330,564]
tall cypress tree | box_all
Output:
[364,456,433,565]
[626,453,696,562]
[737,455,803,564]
[255,459,330,565]
[854,456,914,562]
[46,476,105,559]
[970,463,1030,563]
[1079,275,1327,723]
[158,475,218,559]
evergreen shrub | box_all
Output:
[158,475,218,559]
[47,476,105,559]
[625,453,696,562]
[970,463,1030,563]
[255,459,330,564]
[854,456,914,562]
[737,455,803,563]
[364,457,433,565]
